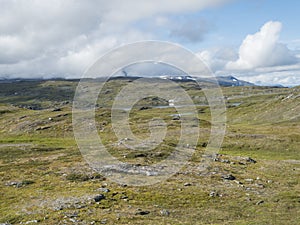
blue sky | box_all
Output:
[0,0,299,86]
[161,0,300,50]
[200,0,300,49]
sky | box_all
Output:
[0,0,300,86]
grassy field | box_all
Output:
[0,79,299,224]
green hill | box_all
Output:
[0,79,299,224]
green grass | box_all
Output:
[0,79,299,224]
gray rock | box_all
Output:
[53,205,64,211]
[24,220,39,224]
[94,194,105,202]
[245,178,254,182]
[136,210,150,215]
[172,114,181,120]
[255,183,265,189]
[209,191,219,197]
[246,157,257,163]
[5,181,20,186]
[139,106,150,110]
[52,108,62,112]
[64,212,78,218]
[75,204,85,209]
[100,219,108,224]
[256,200,264,205]
[69,218,78,223]
[98,188,110,193]
[234,180,243,185]
[221,159,230,163]
[221,174,236,180]
[160,209,170,216]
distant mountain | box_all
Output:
[159,75,255,87]
[215,76,255,87]
[0,75,288,87]
[159,75,196,82]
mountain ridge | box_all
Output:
[0,75,284,87]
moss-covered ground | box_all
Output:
[0,79,299,224]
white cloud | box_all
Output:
[197,47,237,72]
[195,21,300,86]
[238,71,300,87]
[0,0,231,78]
[226,21,297,70]
[101,0,231,24]
[1,2,299,86]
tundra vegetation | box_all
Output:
[0,78,299,224]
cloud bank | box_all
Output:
[226,21,297,70]
[0,2,299,86]
[0,0,230,78]
[198,21,300,86]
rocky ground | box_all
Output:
[0,79,299,224]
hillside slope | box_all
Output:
[0,79,299,224]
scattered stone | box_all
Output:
[55,113,69,118]
[75,204,85,209]
[209,191,219,197]
[94,194,105,202]
[23,220,39,224]
[5,180,34,188]
[139,106,150,110]
[160,209,170,216]
[53,205,64,211]
[112,192,119,197]
[221,174,236,180]
[100,219,107,224]
[134,153,147,158]
[246,157,257,163]
[221,159,230,163]
[64,212,78,218]
[136,210,150,215]
[234,180,243,185]
[244,178,254,182]
[98,188,110,193]
[172,114,181,120]
[255,183,265,189]
[5,181,20,186]
[36,126,51,131]
[256,200,264,205]
[184,182,192,186]
[69,218,78,223]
